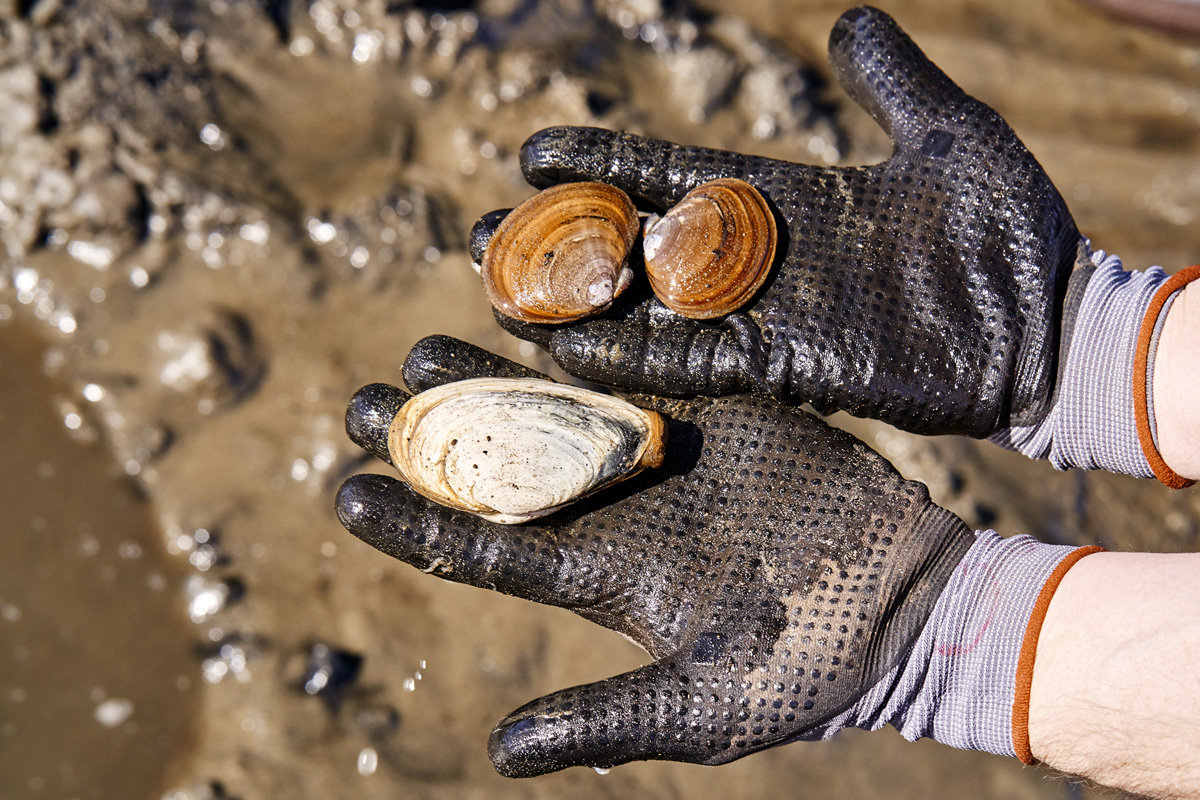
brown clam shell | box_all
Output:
[481,182,639,324]
[642,178,777,319]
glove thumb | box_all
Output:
[488,660,708,777]
[828,6,975,155]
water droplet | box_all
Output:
[200,123,225,150]
[411,75,433,97]
[94,697,134,727]
[292,36,316,56]
[357,747,379,776]
[291,459,310,481]
[67,240,115,269]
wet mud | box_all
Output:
[1,0,1198,798]
[0,322,199,799]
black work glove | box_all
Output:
[336,334,973,776]
[471,6,1084,437]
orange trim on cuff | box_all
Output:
[1133,265,1200,489]
[1011,545,1105,766]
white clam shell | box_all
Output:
[388,377,666,524]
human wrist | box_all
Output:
[1029,552,1200,799]
[1145,275,1200,482]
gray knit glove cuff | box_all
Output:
[796,531,1102,762]
[991,249,1171,477]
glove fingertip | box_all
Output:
[346,383,408,464]
[487,665,678,777]
[469,209,509,265]
[489,711,619,779]
[518,125,586,188]
[829,5,869,48]
[488,716,545,778]
[826,5,971,148]
[336,473,467,568]
[335,472,398,537]
[828,5,893,66]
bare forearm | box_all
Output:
[1154,280,1200,480]
[1029,552,1200,799]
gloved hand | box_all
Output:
[335,335,1100,775]
[471,6,1085,438]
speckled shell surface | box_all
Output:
[642,178,777,319]
[387,377,665,524]
[482,182,639,324]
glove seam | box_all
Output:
[1010,544,1106,765]
[1041,245,1098,425]
[1008,224,1083,429]
[1133,265,1200,489]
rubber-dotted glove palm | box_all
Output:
[336,335,973,776]
[473,6,1084,437]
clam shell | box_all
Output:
[482,182,639,324]
[388,377,666,524]
[643,178,777,319]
